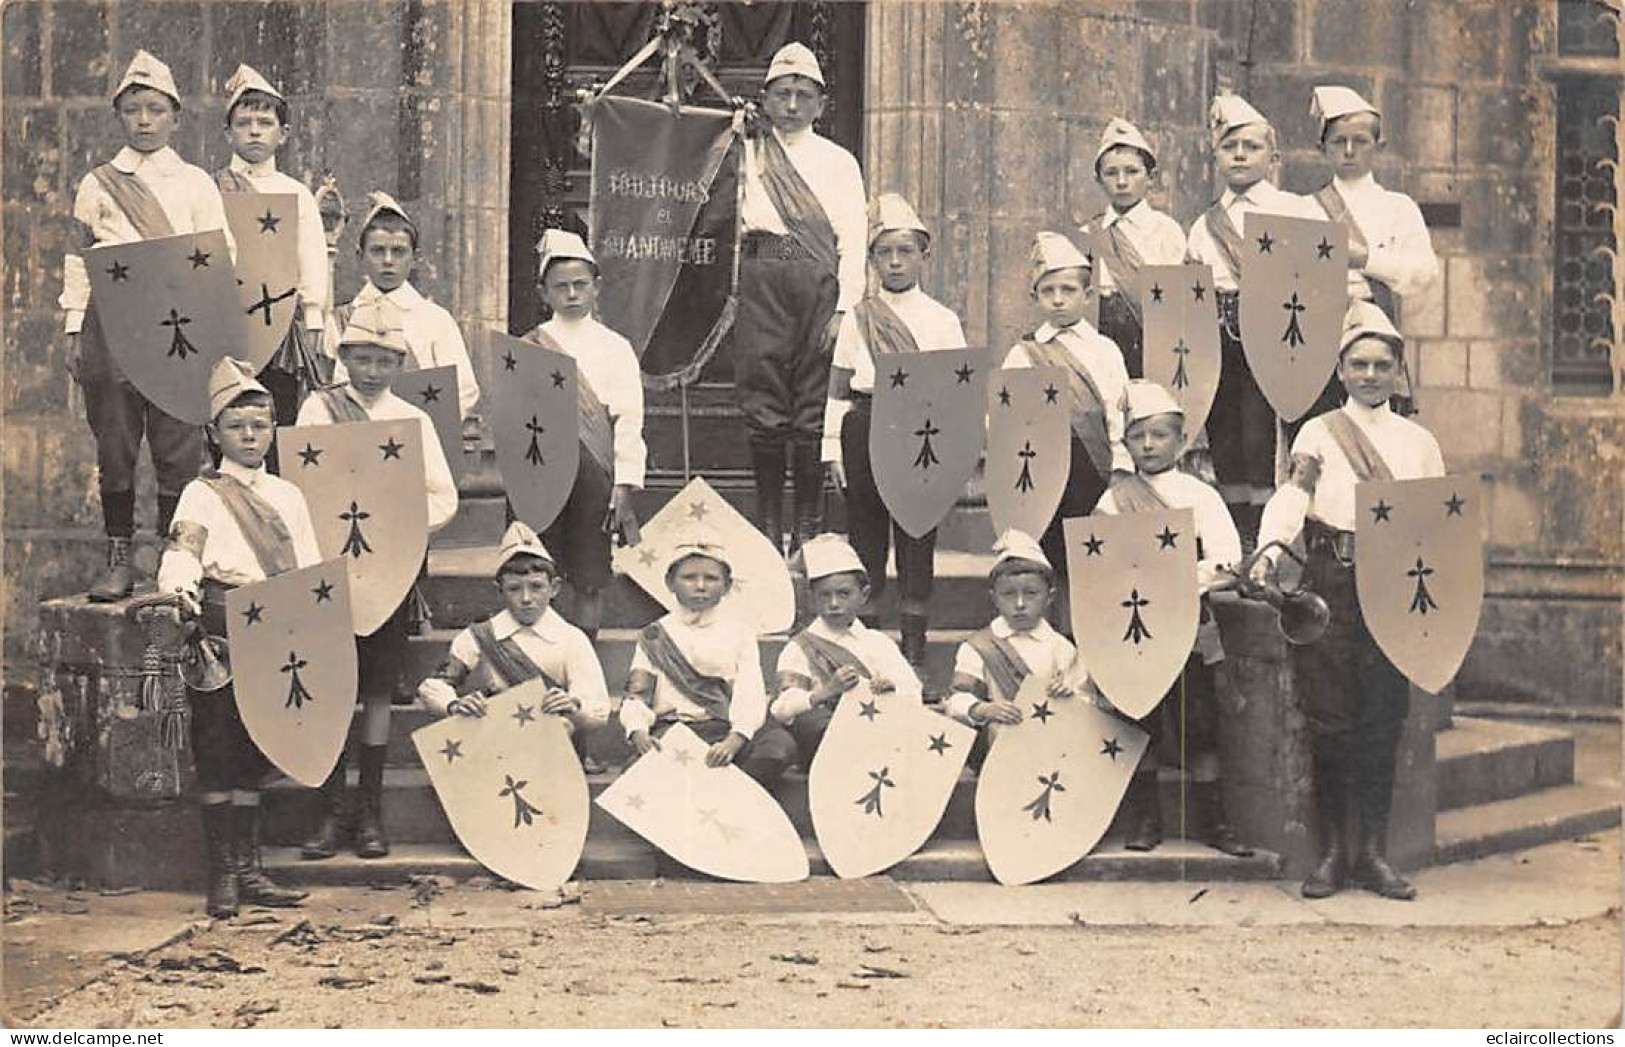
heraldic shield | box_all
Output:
[985,366,1071,541]
[1238,213,1350,422]
[275,419,429,636]
[1064,510,1200,719]
[870,348,990,538]
[596,724,809,883]
[412,682,591,891]
[226,560,358,787]
[808,682,974,879]
[86,230,241,425]
[392,365,466,485]
[613,476,795,634]
[1356,475,1486,694]
[221,192,300,373]
[489,330,580,532]
[1141,263,1223,441]
[975,676,1149,886]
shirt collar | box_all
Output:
[1033,319,1099,345]
[229,152,278,179]
[359,280,425,311]
[809,617,862,641]
[677,606,722,629]
[111,145,181,175]
[1222,180,1274,209]
[879,285,924,308]
[992,616,1052,640]
[1334,172,1379,197]
[219,458,265,486]
[1106,199,1152,227]
[774,126,813,149]
[490,608,563,642]
[1342,398,1391,426]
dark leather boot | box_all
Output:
[233,802,307,907]
[750,440,787,553]
[789,440,825,549]
[201,802,239,918]
[1351,784,1416,900]
[1122,771,1162,852]
[353,744,391,859]
[1193,780,1254,857]
[1301,772,1347,899]
[899,613,928,668]
[301,750,348,860]
[88,537,134,603]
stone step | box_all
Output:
[262,837,1282,887]
[1433,782,1622,865]
[1435,717,1576,812]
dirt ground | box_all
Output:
[14,901,1622,1028]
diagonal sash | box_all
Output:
[967,628,1033,704]
[755,131,839,278]
[1322,410,1397,484]
[1021,335,1113,474]
[468,619,563,694]
[1201,200,1246,286]
[91,163,176,241]
[854,295,920,358]
[523,326,617,482]
[637,622,734,722]
[1312,184,1370,260]
[1108,472,1171,514]
[794,631,874,685]
[317,385,371,424]
[214,168,256,194]
[197,470,298,578]
[1100,220,1147,322]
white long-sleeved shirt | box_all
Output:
[294,386,459,532]
[1080,200,1188,293]
[944,617,1089,725]
[418,607,611,727]
[157,457,322,595]
[1325,173,1439,303]
[1095,469,1242,594]
[741,127,868,312]
[769,618,922,723]
[532,315,648,488]
[347,280,480,420]
[222,153,330,332]
[823,285,966,463]
[61,146,237,333]
[1003,321,1134,474]
[619,609,768,740]
[1185,180,1328,292]
[1258,399,1445,551]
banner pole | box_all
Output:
[680,382,693,482]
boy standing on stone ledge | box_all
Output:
[61,50,235,602]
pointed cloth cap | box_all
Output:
[1095,117,1156,168]
[208,356,269,420]
[536,228,597,275]
[338,297,410,355]
[1029,231,1090,289]
[796,534,867,582]
[496,520,555,572]
[868,193,930,248]
[1311,85,1380,138]
[765,42,825,87]
[1339,299,1404,356]
[666,541,734,575]
[114,49,181,106]
[991,529,1051,574]
[1209,91,1269,143]
[359,190,416,238]
[225,63,283,111]
[1120,379,1184,427]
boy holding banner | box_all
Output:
[823,193,966,664]
[735,42,868,552]
[62,50,235,601]
[521,230,646,642]
[157,357,318,917]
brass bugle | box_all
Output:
[126,591,234,692]
[1221,541,1331,647]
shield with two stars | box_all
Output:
[807,682,974,879]
[275,419,429,636]
[1064,510,1199,719]
[1141,263,1222,440]
[596,723,808,883]
[1356,476,1485,694]
[984,366,1071,541]
[412,683,590,890]
[225,561,358,787]
[612,476,795,634]
[1238,213,1350,422]
[86,230,241,425]
[488,330,580,532]
[392,365,466,485]
[974,676,1149,886]
[870,348,990,538]
[221,193,299,373]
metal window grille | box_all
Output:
[1551,76,1619,393]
